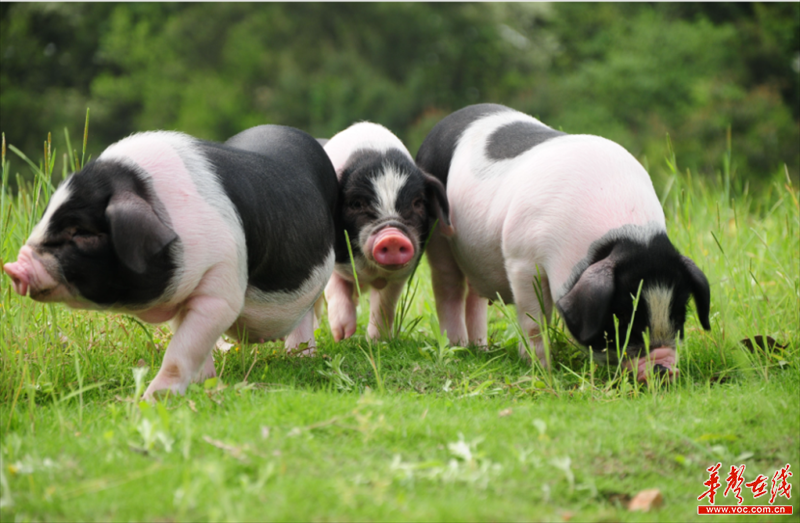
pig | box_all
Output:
[415,104,710,381]
[322,122,450,341]
[3,128,337,398]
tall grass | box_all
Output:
[1,129,798,404]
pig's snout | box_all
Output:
[624,347,678,383]
[3,245,62,300]
[4,260,30,296]
[372,227,414,268]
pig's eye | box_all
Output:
[349,199,366,211]
[42,238,66,248]
[73,232,105,252]
[413,197,425,211]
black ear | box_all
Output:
[106,192,177,274]
[556,257,616,344]
[681,255,711,330]
[421,170,454,236]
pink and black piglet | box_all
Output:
[322,122,450,341]
[4,127,337,398]
[416,104,710,381]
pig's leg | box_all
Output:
[465,282,489,347]
[144,267,243,399]
[201,352,217,380]
[285,307,316,355]
[367,279,406,339]
[507,260,553,367]
[325,272,358,342]
[426,231,468,345]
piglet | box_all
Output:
[4,128,337,398]
[416,104,710,381]
[322,122,450,340]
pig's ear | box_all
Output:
[556,257,616,344]
[681,255,711,330]
[106,192,177,274]
[421,171,454,237]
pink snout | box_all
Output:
[371,227,414,268]
[4,260,30,296]
[623,347,678,382]
[3,245,61,300]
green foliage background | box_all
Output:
[1,3,798,184]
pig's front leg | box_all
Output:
[426,230,468,345]
[465,282,488,347]
[367,279,406,340]
[144,267,243,400]
[507,259,553,367]
[325,272,358,342]
[201,351,217,379]
[285,307,317,355]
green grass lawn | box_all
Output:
[1,135,798,522]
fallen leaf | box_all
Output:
[740,336,787,352]
[136,359,147,368]
[187,399,198,413]
[628,488,663,512]
[261,426,270,439]
[498,408,513,417]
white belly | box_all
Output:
[228,250,333,341]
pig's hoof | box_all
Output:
[143,371,189,401]
[331,319,357,342]
[142,385,179,402]
[367,324,392,340]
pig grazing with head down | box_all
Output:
[323,122,450,341]
[4,128,337,398]
[416,104,710,381]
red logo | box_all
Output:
[771,464,793,504]
[698,463,793,516]
[723,464,746,504]
[698,463,723,504]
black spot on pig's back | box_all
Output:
[416,104,512,186]
[485,121,566,160]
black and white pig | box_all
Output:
[322,122,450,341]
[3,128,337,398]
[415,104,710,381]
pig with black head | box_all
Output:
[415,104,711,381]
[4,127,337,398]
[322,122,451,341]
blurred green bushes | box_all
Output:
[1,3,798,185]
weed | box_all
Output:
[318,353,356,392]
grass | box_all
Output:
[1,129,798,522]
